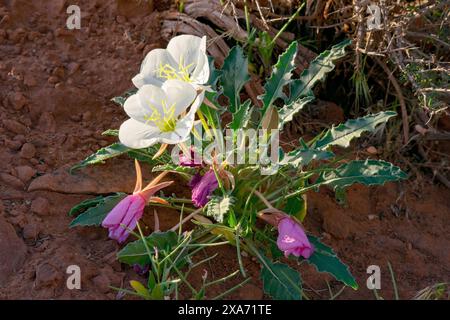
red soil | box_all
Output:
[0,0,448,300]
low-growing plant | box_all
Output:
[69,34,407,300]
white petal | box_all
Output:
[123,85,166,123]
[162,80,197,117]
[119,119,161,149]
[172,91,204,141]
[131,73,146,88]
[191,51,210,85]
[133,48,177,88]
[167,35,205,77]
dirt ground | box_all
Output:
[0,0,448,300]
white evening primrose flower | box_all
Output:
[119,79,204,148]
[132,35,210,90]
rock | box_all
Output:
[22,223,39,239]
[28,162,137,194]
[9,92,28,110]
[30,197,50,216]
[35,263,61,288]
[67,62,80,76]
[2,119,27,134]
[13,134,26,143]
[0,173,25,189]
[0,217,27,286]
[5,139,22,150]
[37,112,56,133]
[15,165,36,183]
[366,146,378,155]
[52,66,65,78]
[92,274,111,294]
[47,76,58,84]
[19,143,36,159]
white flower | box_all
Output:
[119,79,204,148]
[132,35,210,89]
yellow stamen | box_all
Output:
[157,56,194,82]
[144,100,177,132]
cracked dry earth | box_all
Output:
[0,0,449,300]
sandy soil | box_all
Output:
[0,0,448,300]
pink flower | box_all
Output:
[102,194,146,243]
[179,147,202,167]
[190,169,218,207]
[277,217,314,259]
[102,160,173,243]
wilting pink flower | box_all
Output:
[190,169,218,207]
[102,194,146,243]
[277,217,314,259]
[102,160,172,243]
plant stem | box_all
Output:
[254,190,274,208]
[235,225,247,277]
[170,207,203,231]
[269,2,305,46]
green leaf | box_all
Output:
[70,143,131,172]
[111,88,137,107]
[260,41,298,113]
[152,164,195,179]
[117,231,179,266]
[314,111,397,150]
[221,46,250,113]
[207,55,221,88]
[260,259,302,300]
[102,129,119,136]
[306,235,358,289]
[278,95,314,130]
[316,159,408,191]
[289,39,351,103]
[281,140,334,168]
[230,100,252,130]
[69,193,127,227]
[205,195,235,223]
[127,146,170,165]
[68,195,104,216]
[130,280,151,299]
[284,196,307,221]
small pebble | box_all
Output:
[15,165,36,183]
[20,143,36,159]
[366,146,378,155]
[0,173,25,189]
[31,197,50,216]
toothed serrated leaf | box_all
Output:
[278,95,314,130]
[221,46,250,113]
[260,41,298,113]
[205,195,235,223]
[289,39,351,103]
[316,159,408,190]
[314,111,397,150]
[69,193,127,227]
[260,258,302,300]
[306,235,358,289]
